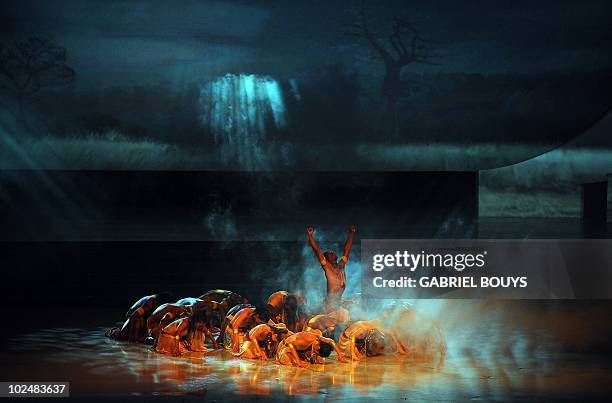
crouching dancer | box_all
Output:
[156,309,218,356]
[147,303,192,341]
[199,290,248,310]
[339,320,407,361]
[175,297,229,331]
[266,291,308,332]
[232,323,291,360]
[217,303,253,346]
[276,331,348,367]
[106,291,174,342]
[199,290,248,328]
[225,306,269,353]
[306,308,349,338]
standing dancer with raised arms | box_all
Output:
[307,225,356,312]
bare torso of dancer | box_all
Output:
[307,226,356,311]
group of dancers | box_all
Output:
[105,226,447,367]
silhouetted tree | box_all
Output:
[349,0,429,136]
[0,37,75,123]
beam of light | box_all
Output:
[0,120,97,239]
[199,74,288,170]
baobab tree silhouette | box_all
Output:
[0,37,75,130]
[349,0,431,137]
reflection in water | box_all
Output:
[1,302,611,400]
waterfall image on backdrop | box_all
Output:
[199,74,291,170]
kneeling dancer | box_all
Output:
[276,331,348,367]
[232,323,291,360]
[156,309,218,356]
[339,320,407,361]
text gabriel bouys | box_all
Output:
[372,276,528,288]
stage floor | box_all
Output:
[2,303,611,401]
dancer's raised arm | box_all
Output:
[339,226,356,269]
[307,227,326,266]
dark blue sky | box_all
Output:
[2,0,612,89]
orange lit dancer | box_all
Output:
[225,306,269,353]
[276,331,348,367]
[307,226,356,312]
[305,308,349,338]
[266,291,306,332]
[199,290,248,308]
[232,323,292,360]
[125,293,173,318]
[106,292,174,342]
[156,309,218,356]
[199,290,248,328]
[338,320,407,361]
[217,303,253,346]
[175,297,229,330]
[147,303,192,340]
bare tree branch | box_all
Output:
[348,0,393,63]
[0,37,75,101]
[346,0,437,136]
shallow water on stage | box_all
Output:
[2,304,611,401]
